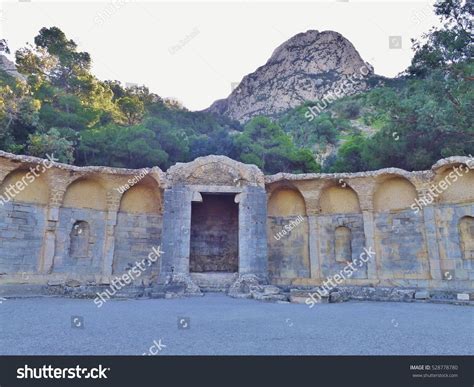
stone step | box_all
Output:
[190,272,237,292]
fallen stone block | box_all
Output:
[329,291,343,303]
[414,291,430,300]
[65,279,81,287]
[290,289,328,304]
[456,293,469,301]
[252,292,287,302]
[47,280,64,286]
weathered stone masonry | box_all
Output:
[0,151,472,297]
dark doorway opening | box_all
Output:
[190,193,238,273]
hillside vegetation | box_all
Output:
[0,0,472,173]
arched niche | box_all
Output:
[119,178,162,214]
[319,185,361,214]
[335,226,352,263]
[374,177,418,212]
[436,164,474,204]
[63,177,107,210]
[268,187,306,217]
[69,220,91,258]
[0,168,49,205]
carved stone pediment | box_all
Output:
[165,155,264,188]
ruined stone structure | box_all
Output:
[0,151,473,300]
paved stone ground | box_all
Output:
[0,294,472,355]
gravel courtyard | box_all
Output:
[0,294,472,355]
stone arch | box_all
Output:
[335,226,352,263]
[113,176,163,275]
[374,176,418,212]
[0,168,49,205]
[459,216,474,260]
[436,164,474,204]
[267,185,310,279]
[118,176,162,214]
[268,187,306,216]
[69,221,91,258]
[319,184,361,214]
[63,177,107,210]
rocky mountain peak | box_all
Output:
[207,30,374,123]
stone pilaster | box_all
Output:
[414,185,442,280]
[159,186,194,277]
[39,207,59,274]
[235,186,268,277]
[308,215,321,279]
[361,210,378,279]
[101,190,122,276]
[350,179,378,280]
[39,171,69,274]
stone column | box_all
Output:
[235,186,268,278]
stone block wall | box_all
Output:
[374,209,429,279]
[113,213,162,275]
[0,151,472,293]
[436,203,474,281]
[52,207,106,274]
[267,215,310,278]
[0,202,46,273]
[317,213,366,279]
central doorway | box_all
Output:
[190,193,239,273]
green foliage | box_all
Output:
[278,104,344,147]
[1,4,472,176]
[117,96,144,125]
[27,127,75,163]
[0,28,246,171]
[329,63,473,172]
[408,0,472,76]
[235,117,320,173]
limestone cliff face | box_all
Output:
[206,30,374,123]
[0,55,25,81]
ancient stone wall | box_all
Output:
[0,151,472,293]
